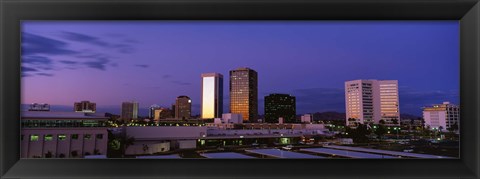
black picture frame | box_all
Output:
[1,0,479,178]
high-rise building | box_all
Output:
[121,101,139,120]
[28,103,50,111]
[345,79,399,127]
[264,94,296,123]
[423,102,460,132]
[74,101,96,113]
[175,96,191,119]
[230,67,258,122]
[149,104,161,119]
[201,73,224,119]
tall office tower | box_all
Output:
[264,94,296,123]
[149,104,161,119]
[121,101,139,120]
[423,102,460,132]
[28,103,50,111]
[230,67,258,122]
[74,101,96,113]
[175,96,191,119]
[201,73,224,119]
[345,79,399,127]
[378,80,400,126]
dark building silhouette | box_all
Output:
[264,94,296,123]
[229,67,258,122]
[122,101,138,120]
[175,96,191,119]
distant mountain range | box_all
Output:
[303,111,422,121]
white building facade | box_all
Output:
[345,79,400,127]
[423,102,460,132]
[21,111,108,158]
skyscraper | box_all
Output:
[175,96,191,119]
[121,101,139,120]
[264,94,296,123]
[345,79,399,127]
[74,101,96,113]
[201,73,223,119]
[230,67,258,122]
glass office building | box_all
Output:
[229,67,258,122]
[264,94,296,123]
[201,73,224,119]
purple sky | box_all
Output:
[21,21,459,116]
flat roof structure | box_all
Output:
[300,148,398,159]
[245,149,324,159]
[136,155,181,159]
[200,152,255,159]
[324,145,454,159]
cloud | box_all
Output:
[289,87,459,116]
[22,66,38,72]
[23,56,52,65]
[60,31,135,54]
[135,64,149,68]
[60,31,109,47]
[112,44,135,54]
[83,58,110,71]
[399,88,459,115]
[59,60,78,65]
[162,75,172,79]
[292,88,346,114]
[36,73,54,77]
[22,32,77,55]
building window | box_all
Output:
[58,134,67,140]
[84,134,91,140]
[21,135,24,141]
[96,134,103,139]
[71,134,78,140]
[44,134,53,141]
[30,135,39,141]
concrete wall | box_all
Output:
[178,140,197,149]
[21,128,107,158]
[125,142,170,155]
[126,126,208,140]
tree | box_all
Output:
[451,122,459,132]
[392,119,399,125]
[438,126,444,134]
[379,120,386,125]
[374,124,388,140]
[347,124,371,143]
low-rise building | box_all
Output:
[21,111,108,158]
[423,102,460,132]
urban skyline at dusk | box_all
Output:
[21,21,459,116]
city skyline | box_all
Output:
[21,21,459,115]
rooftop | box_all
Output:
[22,111,108,119]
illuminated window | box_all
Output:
[44,134,53,141]
[30,135,39,141]
[58,134,67,140]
